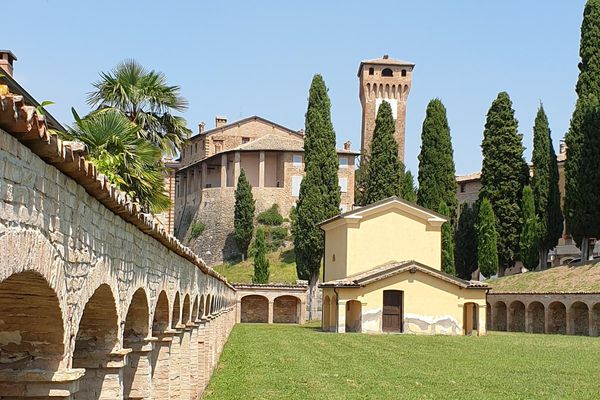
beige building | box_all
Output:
[173,116,358,265]
[319,197,488,335]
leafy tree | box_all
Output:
[365,101,402,203]
[477,198,499,278]
[252,229,270,284]
[455,203,478,280]
[234,169,255,259]
[400,169,417,203]
[440,201,456,275]
[565,0,600,259]
[531,105,563,268]
[63,109,169,213]
[479,92,528,275]
[87,59,192,157]
[293,75,340,318]
[417,99,458,223]
[520,186,539,270]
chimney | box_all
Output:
[215,116,228,128]
[198,121,205,134]
[343,141,352,151]
[0,50,17,77]
[560,139,567,154]
[383,54,389,60]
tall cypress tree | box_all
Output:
[455,203,478,280]
[417,99,458,223]
[252,228,270,284]
[477,198,499,278]
[565,0,600,259]
[233,169,255,259]
[439,201,455,275]
[520,185,539,270]
[365,101,402,204]
[293,74,340,319]
[400,169,417,203]
[479,92,528,275]
[531,105,563,268]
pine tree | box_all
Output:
[454,203,478,280]
[479,92,528,275]
[252,229,270,284]
[531,105,563,268]
[400,169,417,203]
[233,169,255,259]
[417,99,458,223]
[439,201,455,275]
[365,101,402,204]
[520,186,539,270]
[477,198,499,278]
[565,0,600,259]
[293,74,340,319]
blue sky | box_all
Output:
[4,0,586,174]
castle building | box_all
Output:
[173,116,358,265]
[358,55,414,162]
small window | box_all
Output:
[292,176,303,197]
[460,183,466,193]
[292,154,302,168]
[242,137,250,144]
[382,68,393,77]
[368,67,374,75]
[401,69,407,77]
[339,157,348,169]
[339,177,348,193]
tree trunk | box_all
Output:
[581,237,590,261]
[538,247,548,270]
[307,271,319,321]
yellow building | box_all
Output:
[319,197,488,335]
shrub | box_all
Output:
[257,204,284,226]
[189,220,205,240]
[268,226,288,251]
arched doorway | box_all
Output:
[323,296,331,331]
[486,302,492,331]
[73,284,119,400]
[548,302,566,334]
[273,296,300,324]
[199,295,206,319]
[151,291,170,399]
[0,271,64,372]
[493,302,507,331]
[509,301,525,332]
[463,303,479,335]
[345,300,362,333]
[569,302,589,336]
[592,303,600,337]
[527,302,545,333]
[123,288,150,399]
[240,295,269,323]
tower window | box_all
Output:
[401,69,407,77]
[382,68,393,77]
[368,67,374,75]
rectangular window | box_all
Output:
[339,177,348,193]
[242,137,250,144]
[292,175,303,197]
[292,154,302,168]
[339,157,348,169]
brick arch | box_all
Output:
[182,294,191,324]
[592,303,600,336]
[150,291,170,399]
[569,301,589,335]
[241,295,269,323]
[486,302,492,331]
[199,295,206,319]
[205,294,212,316]
[548,301,567,334]
[493,301,507,331]
[192,295,199,322]
[273,295,301,324]
[124,287,150,339]
[152,291,170,335]
[527,301,545,333]
[123,288,150,399]
[172,292,181,328]
[509,301,525,332]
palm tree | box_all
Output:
[87,60,191,157]
[62,109,170,213]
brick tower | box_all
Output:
[358,55,414,163]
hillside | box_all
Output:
[213,249,299,284]
[487,262,600,293]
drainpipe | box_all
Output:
[333,287,340,333]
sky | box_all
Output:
[3,0,586,174]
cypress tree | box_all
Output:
[417,99,458,223]
[520,185,539,270]
[400,169,417,203]
[233,169,255,259]
[252,229,270,284]
[354,157,369,207]
[454,203,478,280]
[577,99,600,243]
[477,198,499,278]
[531,105,563,268]
[293,74,340,318]
[565,0,600,259]
[479,92,528,275]
[365,101,402,204]
[440,201,455,275]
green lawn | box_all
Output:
[204,323,600,400]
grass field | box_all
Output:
[213,249,300,283]
[203,323,600,400]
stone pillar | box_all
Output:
[123,338,156,400]
[168,329,183,400]
[75,350,129,400]
[566,307,572,335]
[300,301,307,324]
[524,307,530,333]
[220,154,227,187]
[196,319,208,396]
[589,309,597,337]
[234,152,241,188]
[337,300,347,333]
[236,300,242,324]
[186,169,191,195]
[201,162,207,189]
[259,151,265,188]
[188,323,199,400]
[478,304,487,336]
[507,305,513,332]
[179,326,192,400]
[268,300,274,324]
[152,333,173,400]
[544,307,551,333]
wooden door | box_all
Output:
[382,290,403,332]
